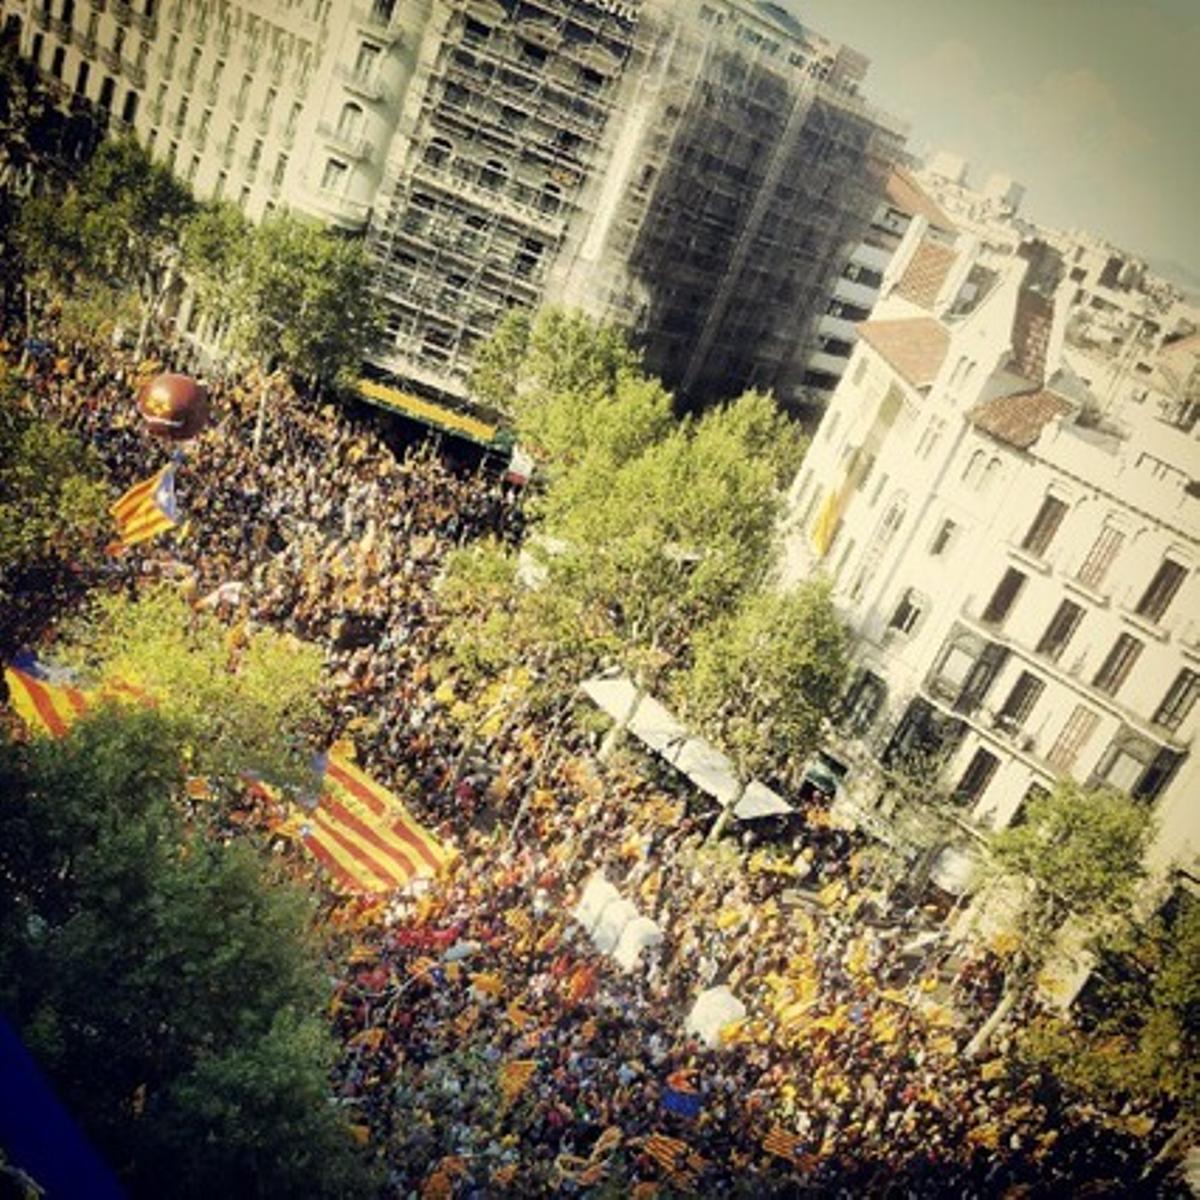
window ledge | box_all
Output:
[1118,607,1170,644]
[1062,576,1110,608]
[1007,545,1052,575]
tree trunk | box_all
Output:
[706,778,747,844]
[598,684,643,762]
[963,984,1019,1060]
[252,384,270,453]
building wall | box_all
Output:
[780,245,1200,893]
[3,0,905,410]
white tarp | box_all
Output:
[571,871,663,973]
[580,675,793,820]
[592,897,640,955]
[613,915,663,972]
[684,985,746,1048]
[571,873,621,935]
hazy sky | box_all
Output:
[786,0,1199,277]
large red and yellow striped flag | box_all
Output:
[4,656,149,738]
[108,463,180,552]
[4,662,90,738]
[298,748,449,894]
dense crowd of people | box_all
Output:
[2,310,1188,1198]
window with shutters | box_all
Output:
[930,518,958,557]
[982,568,1026,626]
[1021,495,1068,556]
[1135,559,1187,622]
[888,588,925,636]
[954,747,1000,805]
[1046,705,1099,771]
[1091,633,1143,696]
[996,671,1045,731]
[1153,669,1199,733]
[1036,599,1084,661]
[1076,523,1124,589]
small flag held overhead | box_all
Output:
[108,463,180,553]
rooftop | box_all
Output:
[969,388,1073,450]
[884,167,956,230]
[857,317,951,390]
[894,237,959,310]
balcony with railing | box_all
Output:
[33,7,51,31]
[136,10,156,37]
[352,2,402,40]
[187,124,208,150]
[50,15,72,38]
[123,57,146,88]
[336,64,388,103]
[112,0,132,24]
[316,122,373,161]
[74,29,97,55]
[99,45,121,71]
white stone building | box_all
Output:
[780,227,1200,896]
[1,0,906,411]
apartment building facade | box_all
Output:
[798,166,953,401]
[780,230,1200,894]
[2,0,905,411]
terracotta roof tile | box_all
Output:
[894,238,959,310]
[969,389,1072,450]
[857,317,951,389]
[884,168,955,230]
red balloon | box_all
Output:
[137,373,210,441]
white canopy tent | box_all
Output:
[571,873,621,935]
[685,985,747,1048]
[613,915,664,972]
[580,675,793,821]
[571,871,663,973]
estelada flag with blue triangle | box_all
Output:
[662,1068,703,1119]
[295,745,450,894]
[3,652,150,739]
[107,462,180,554]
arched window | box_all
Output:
[336,101,363,140]
[962,449,986,487]
[424,135,452,168]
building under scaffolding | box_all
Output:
[2,0,906,414]
[368,0,906,413]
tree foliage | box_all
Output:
[56,583,323,787]
[181,206,381,388]
[1017,893,1199,1113]
[990,782,1152,923]
[680,579,850,784]
[471,307,665,467]
[0,379,107,579]
[0,711,375,1199]
[533,389,792,680]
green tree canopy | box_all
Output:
[471,307,666,467]
[965,782,1154,1057]
[182,207,381,389]
[56,583,323,787]
[679,579,850,787]
[990,782,1152,921]
[534,388,792,674]
[0,710,374,1198]
[0,380,107,582]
